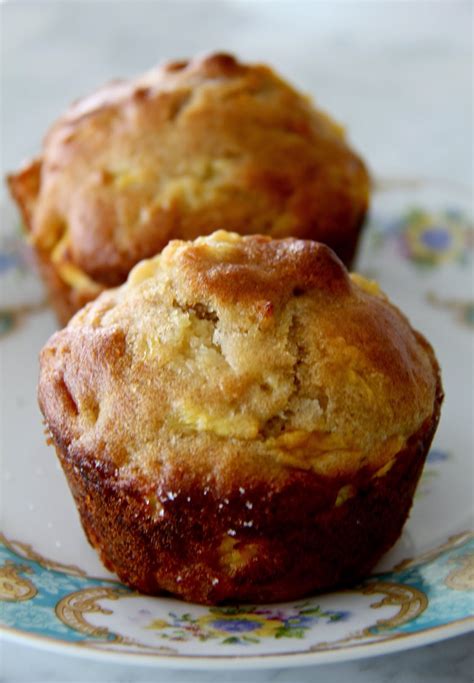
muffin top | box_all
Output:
[10,52,369,297]
[39,232,439,491]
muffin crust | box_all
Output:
[9,53,369,322]
[39,232,442,603]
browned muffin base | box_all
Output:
[51,385,441,605]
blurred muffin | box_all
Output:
[38,231,442,605]
[8,53,370,324]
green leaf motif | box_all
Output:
[242,635,259,643]
[0,312,15,336]
[210,605,254,616]
[329,613,343,621]
[275,627,305,639]
[299,606,325,616]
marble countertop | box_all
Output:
[1,1,472,680]
[2,633,473,682]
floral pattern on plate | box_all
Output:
[370,208,473,268]
[0,531,473,657]
[144,603,350,645]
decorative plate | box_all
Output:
[1,180,473,669]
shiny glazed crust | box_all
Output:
[8,53,370,324]
[38,232,443,604]
[51,399,441,604]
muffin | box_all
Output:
[38,231,442,605]
[9,53,370,324]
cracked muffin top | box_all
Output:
[39,231,440,488]
[9,52,369,310]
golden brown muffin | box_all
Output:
[9,53,370,324]
[38,232,442,605]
